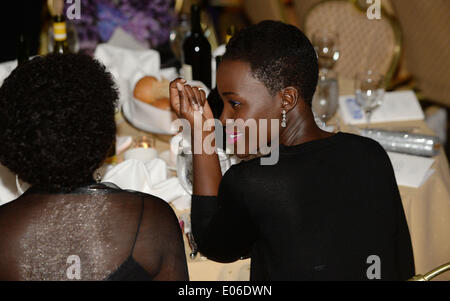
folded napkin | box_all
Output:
[339,90,425,125]
[102,158,190,210]
[387,152,435,188]
[94,43,161,81]
[94,43,161,106]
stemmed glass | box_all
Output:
[312,78,339,129]
[312,29,340,75]
[169,14,191,62]
[311,29,340,130]
[355,70,385,127]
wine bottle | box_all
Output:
[182,4,212,89]
[52,14,69,54]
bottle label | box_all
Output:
[181,64,193,81]
[53,22,67,41]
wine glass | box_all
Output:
[312,76,339,130]
[355,70,385,127]
[312,29,340,75]
[169,14,191,62]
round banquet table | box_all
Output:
[116,78,450,281]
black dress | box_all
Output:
[0,183,188,281]
[191,132,415,280]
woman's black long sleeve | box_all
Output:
[191,132,415,280]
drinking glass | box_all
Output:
[312,77,339,129]
[123,136,157,162]
[130,136,155,149]
[354,70,385,127]
[312,29,340,74]
[169,14,191,62]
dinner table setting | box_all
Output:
[0,32,449,281]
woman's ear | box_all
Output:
[280,86,298,112]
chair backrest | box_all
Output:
[294,0,395,29]
[303,0,401,88]
[243,0,286,24]
[293,0,320,30]
[391,0,450,106]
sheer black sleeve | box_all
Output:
[191,165,257,263]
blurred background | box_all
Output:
[0,0,449,156]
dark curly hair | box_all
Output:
[0,53,118,192]
[223,20,319,106]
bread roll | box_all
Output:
[151,97,171,111]
[133,76,158,103]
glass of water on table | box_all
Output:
[312,76,339,130]
[355,70,385,127]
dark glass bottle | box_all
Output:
[53,14,69,54]
[182,4,212,88]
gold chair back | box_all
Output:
[242,0,287,24]
[390,0,450,106]
[303,0,401,88]
[409,262,450,281]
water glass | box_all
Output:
[355,70,385,126]
[312,77,339,128]
[312,29,340,73]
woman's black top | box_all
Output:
[104,194,151,281]
[191,132,415,280]
[0,183,188,281]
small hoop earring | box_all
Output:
[281,110,287,128]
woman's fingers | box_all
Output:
[172,81,212,125]
[200,89,214,120]
[192,87,202,107]
[169,78,186,116]
[176,82,190,115]
[184,85,201,111]
[199,89,207,106]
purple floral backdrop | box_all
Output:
[65,0,176,55]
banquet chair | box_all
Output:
[242,0,287,24]
[390,0,450,107]
[303,0,402,89]
[409,262,450,281]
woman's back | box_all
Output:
[0,183,188,281]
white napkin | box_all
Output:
[0,60,17,86]
[102,158,190,210]
[387,152,435,188]
[0,164,19,206]
[103,159,154,194]
[116,135,133,155]
[107,27,148,50]
[339,90,425,125]
[94,43,161,106]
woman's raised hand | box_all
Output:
[169,78,214,126]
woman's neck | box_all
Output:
[279,108,333,146]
